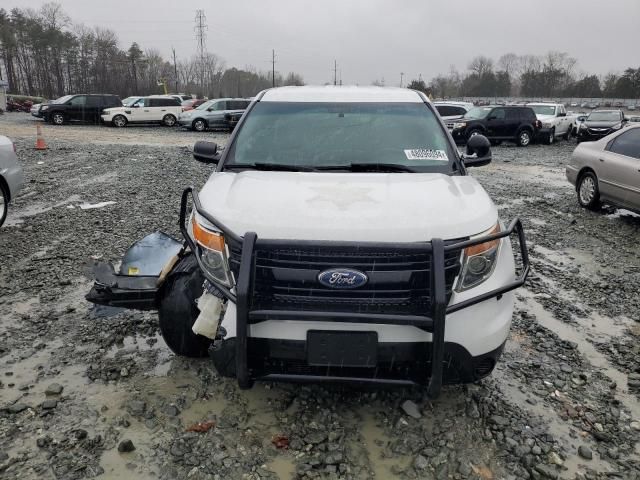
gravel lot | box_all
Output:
[1,112,639,480]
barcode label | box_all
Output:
[403,149,448,161]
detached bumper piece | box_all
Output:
[86,232,183,310]
[181,187,530,397]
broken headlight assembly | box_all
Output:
[456,223,501,292]
[191,213,233,288]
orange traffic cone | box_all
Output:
[35,123,47,150]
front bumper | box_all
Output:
[577,128,614,141]
[180,187,530,396]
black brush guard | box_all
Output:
[180,187,530,397]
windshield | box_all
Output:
[122,96,139,106]
[225,102,457,173]
[587,111,621,122]
[463,107,492,120]
[53,95,73,104]
[530,105,556,116]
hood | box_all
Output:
[197,171,498,242]
[535,114,555,121]
[584,120,620,128]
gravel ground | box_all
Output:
[1,112,639,480]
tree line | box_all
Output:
[407,52,640,100]
[0,3,305,100]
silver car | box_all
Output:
[566,124,640,213]
[178,98,250,132]
[0,136,24,227]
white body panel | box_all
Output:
[198,171,498,242]
[101,103,182,124]
[0,135,24,200]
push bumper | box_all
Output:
[180,187,530,397]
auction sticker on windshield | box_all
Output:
[404,149,448,161]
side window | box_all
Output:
[69,95,86,106]
[214,101,227,111]
[105,96,120,107]
[167,98,180,106]
[608,129,640,159]
[505,109,520,120]
[86,96,102,107]
[520,109,535,122]
[435,106,453,116]
[148,98,160,107]
[490,108,506,120]
[229,100,248,110]
[451,106,467,116]
[133,98,145,107]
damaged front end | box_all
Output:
[86,231,184,310]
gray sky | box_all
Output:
[5,0,640,85]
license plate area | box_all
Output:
[306,331,378,368]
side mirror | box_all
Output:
[463,134,492,168]
[558,112,566,117]
[132,104,140,108]
[193,141,220,164]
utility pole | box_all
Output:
[194,10,207,95]
[333,60,337,86]
[172,47,178,93]
[271,49,276,87]
[400,72,404,88]
[339,69,342,86]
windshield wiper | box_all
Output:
[224,162,315,172]
[316,163,416,173]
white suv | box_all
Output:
[88,86,529,397]
[101,96,182,127]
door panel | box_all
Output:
[486,108,506,137]
[600,129,640,208]
[67,95,86,121]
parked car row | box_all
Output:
[25,93,251,132]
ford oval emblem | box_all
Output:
[317,268,368,289]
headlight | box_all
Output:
[191,214,232,287]
[41,105,49,110]
[579,123,587,130]
[611,123,622,130]
[453,122,467,130]
[456,223,501,292]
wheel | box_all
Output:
[210,338,237,378]
[51,112,65,125]
[545,129,555,145]
[516,129,532,147]
[158,255,212,357]
[577,171,601,211]
[112,115,127,128]
[0,181,8,228]
[466,129,482,142]
[162,114,177,127]
[192,119,207,132]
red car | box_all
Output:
[181,99,206,111]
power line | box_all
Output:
[194,10,207,94]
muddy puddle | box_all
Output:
[517,292,640,421]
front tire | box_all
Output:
[0,181,8,228]
[563,126,571,140]
[192,119,207,132]
[577,171,601,211]
[545,129,555,145]
[516,129,532,147]
[51,112,65,125]
[162,114,176,127]
[112,115,127,128]
[466,129,482,142]
[158,255,212,357]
